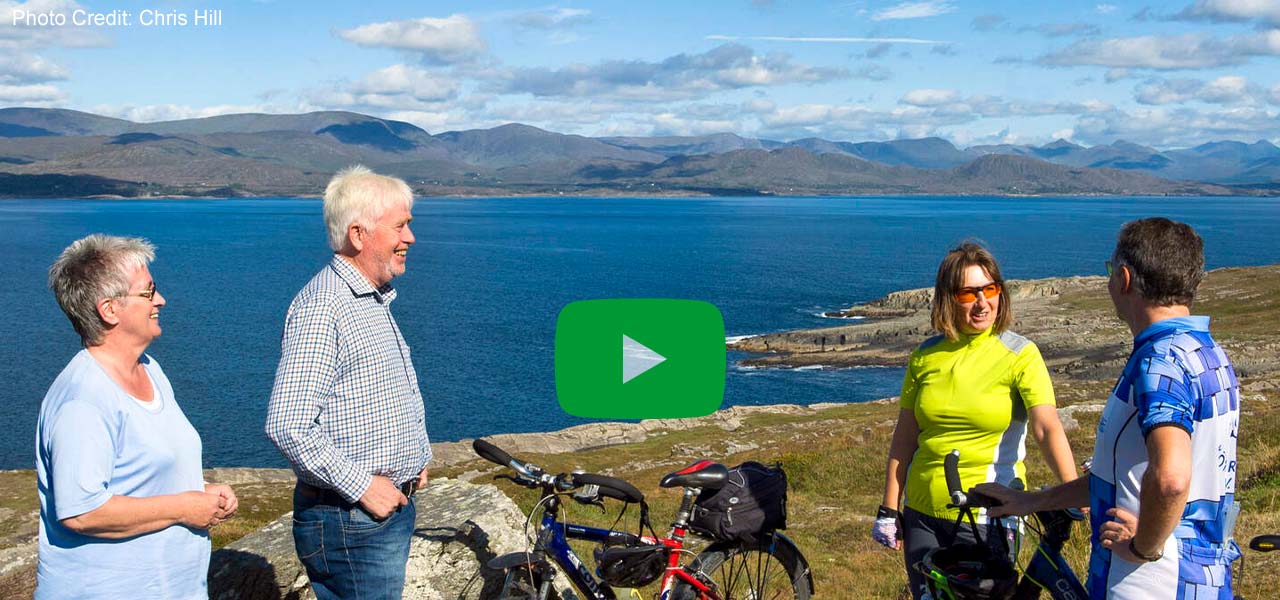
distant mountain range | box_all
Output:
[0,107,1275,198]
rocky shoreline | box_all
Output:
[729,265,1280,385]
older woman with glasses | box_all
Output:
[35,234,236,599]
[872,242,1078,599]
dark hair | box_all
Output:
[931,242,1011,340]
[1112,218,1204,306]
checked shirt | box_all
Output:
[266,255,431,503]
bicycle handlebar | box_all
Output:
[473,438,517,468]
[944,449,1013,509]
[473,438,646,504]
[1250,534,1280,552]
[575,473,645,504]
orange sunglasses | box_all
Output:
[954,282,1002,303]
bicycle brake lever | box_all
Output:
[494,474,537,488]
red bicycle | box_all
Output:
[473,439,813,600]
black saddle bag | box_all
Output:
[689,461,787,544]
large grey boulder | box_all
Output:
[208,478,543,600]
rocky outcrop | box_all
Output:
[432,402,845,470]
[208,478,545,600]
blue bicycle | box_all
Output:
[917,450,1088,600]
[473,439,813,600]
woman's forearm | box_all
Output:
[883,408,920,507]
[61,491,221,539]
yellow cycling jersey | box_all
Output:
[899,327,1055,520]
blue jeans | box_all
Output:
[292,486,416,600]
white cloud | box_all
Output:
[1074,105,1280,146]
[1175,0,1280,24]
[1096,4,1118,14]
[1020,23,1102,38]
[872,1,957,21]
[0,0,111,49]
[509,7,591,30]
[705,34,945,44]
[0,52,66,83]
[1136,75,1272,105]
[1039,30,1280,69]
[902,88,959,106]
[337,14,486,64]
[89,103,282,123]
[350,65,458,102]
[0,82,63,103]
[495,44,847,100]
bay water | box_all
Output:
[2,196,1276,468]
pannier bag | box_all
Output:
[689,461,787,543]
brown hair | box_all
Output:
[931,242,1011,340]
[1112,217,1204,307]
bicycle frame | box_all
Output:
[530,492,721,600]
[1015,509,1087,600]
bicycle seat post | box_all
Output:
[671,487,700,536]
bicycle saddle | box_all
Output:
[660,460,728,489]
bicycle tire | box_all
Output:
[498,566,561,600]
[672,532,813,600]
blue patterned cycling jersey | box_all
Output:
[1087,316,1241,600]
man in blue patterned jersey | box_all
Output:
[979,217,1241,599]
[266,165,431,600]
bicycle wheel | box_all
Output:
[673,532,813,600]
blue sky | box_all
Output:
[3,0,1279,148]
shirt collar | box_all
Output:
[1133,315,1210,346]
[329,255,397,303]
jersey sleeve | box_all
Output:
[1013,341,1056,409]
[1134,354,1195,437]
[899,351,921,410]
[47,400,116,520]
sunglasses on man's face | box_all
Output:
[954,282,1001,303]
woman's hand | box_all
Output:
[204,483,239,522]
[871,505,902,550]
[179,491,230,530]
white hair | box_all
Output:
[48,234,156,346]
[323,165,414,251]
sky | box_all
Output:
[2,0,1280,149]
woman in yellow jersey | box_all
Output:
[873,242,1077,600]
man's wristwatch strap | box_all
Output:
[1129,539,1164,562]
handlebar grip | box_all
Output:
[1251,534,1280,552]
[944,450,965,505]
[473,438,517,467]
[575,473,645,504]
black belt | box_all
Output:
[296,479,418,506]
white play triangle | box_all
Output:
[622,334,666,384]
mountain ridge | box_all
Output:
[0,107,1273,197]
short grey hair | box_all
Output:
[323,165,414,251]
[48,234,156,346]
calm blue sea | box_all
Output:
[2,196,1277,468]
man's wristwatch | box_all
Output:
[1128,539,1164,562]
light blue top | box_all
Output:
[36,350,210,600]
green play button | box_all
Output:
[555,299,726,419]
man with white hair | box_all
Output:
[266,165,431,599]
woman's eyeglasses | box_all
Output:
[954,282,1001,303]
[121,281,158,301]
